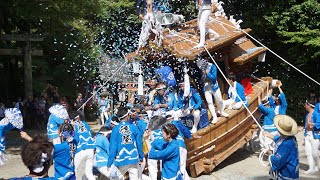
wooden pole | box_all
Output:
[24,41,33,97]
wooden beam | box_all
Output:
[0,49,43,56]
[0,34,45,41]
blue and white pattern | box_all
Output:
[53,141,75,180]
[95,133,110,168]
[107,121,143,167]
[74,121,95,154]
[149,139,182,180]
[155,66,177,87]
[49,104,69,120]
[4,108,23,130]
[47,114,65,139]
[1,119,16,156]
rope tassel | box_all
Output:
[183,67,190,98]
[138,72,144,96]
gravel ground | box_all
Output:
[0,123,319,180]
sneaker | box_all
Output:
[220,111,229,117]
[211,117,218,124]
[210,36,219,41]
[191,126,197,134]
[193,43,204,49]
[304,169,316,174]
[315,166,319,172]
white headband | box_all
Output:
[32,153,48,173]
[119,110,130,119]
[110,120,119,125]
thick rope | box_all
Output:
[77,55,128,111]
[209,18,320,86]
[169,29,263,130]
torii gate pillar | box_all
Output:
[0,34,44,98]
[24,41,33,97]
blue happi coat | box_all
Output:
[270,136,299,180]
[269,93,287,115]
[53,141,76,180]
[171,120,192,149]
[74,121,95,153]
[149,139,182,180]
[154,91,178,111]
[47,114,65,139]
[95,133,110,168]
[129,116,148,136]
[150,129,167,151]
[177,88,202,111]
[258,104,277,132]
[303,111,320,139]
[107,121,143,167]
[204,63,219,92]
[228,82,248,107]
[98,98,109,113]
[0,122,15,154]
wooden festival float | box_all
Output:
[125,10,272,177]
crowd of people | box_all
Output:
[0,61,319,180]
[0,0,319,179]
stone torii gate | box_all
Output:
[0,34,44,97]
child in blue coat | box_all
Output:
[13,136,55,179]
[144,123,182,180]
[53,123,76,180]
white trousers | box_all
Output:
[224,99,242,110]
[100,111,108,125]
[98,165,124,180]
[148,159,161,180]
[74,149,95,180]
[204,84,224,119]
[198,8,219,45]
[305,132,320,170]
[117,164,140,180]
[179,147,190,180]
[0,151,6,165]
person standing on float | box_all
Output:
[194,0,220,48]
[197,59,229,124]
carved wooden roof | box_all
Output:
[126,16,266,63]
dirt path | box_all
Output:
[0,123,319,179]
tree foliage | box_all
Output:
[265,0,320,60]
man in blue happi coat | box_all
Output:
[268,115,299,180]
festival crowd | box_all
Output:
[0,58,319,180]
[0,0,319,179]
